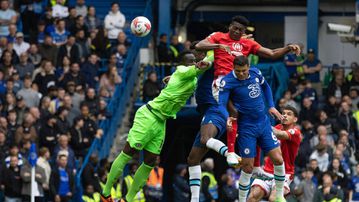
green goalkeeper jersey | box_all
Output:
[148,55,213,120]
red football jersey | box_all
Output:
[206,32,262,77]
[263,124,302,175]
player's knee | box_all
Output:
[272,154,284,165]
[247,187,263,202]
[144,155,157,166]
[187,153,200,166]
[241,163,254,174]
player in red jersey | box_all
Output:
[247,105,302,202]
[194,16,301,166]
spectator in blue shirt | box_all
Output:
[50,19,70,47]
[349,164,359,202]
[303,48,323,95]
[0,0,17,36]
[6,23,16,43]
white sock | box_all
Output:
[274,163,285,198]
[189,165,201,202]
[238,170,252,202]
[206,138,228,156]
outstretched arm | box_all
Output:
[261,80,283,120]
[257,44,301,60]
[195,38,232,55]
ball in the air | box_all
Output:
[130,16,151,37]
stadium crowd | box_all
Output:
[0,0,132,201]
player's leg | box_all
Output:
[125,149,157,202]
[187,144,208,202]
[247,183,268,202]
[102,142,137,198]
[236,123,257,202]
[226,100,239,164]
[259,121,285,202]
[125,117,166,202]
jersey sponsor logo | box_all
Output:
[288,129,295,135]
[244,148,250,155]
[248,83,261,98]
[255,78,259,83]
[232,43,243,51]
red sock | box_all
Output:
[227,120,237,153]
[254,146,261,167]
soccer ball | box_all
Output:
[130,16,151,37]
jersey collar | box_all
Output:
[232,70,250,80]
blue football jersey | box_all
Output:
[350,176,359,201]
[195,66,217,106]
[219,68,269,116]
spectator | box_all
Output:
[145,156,164,202]
[37,147,52,199]
[219,173,238,202]
[99,65,121,96]
[52,0,69,19]
[284,43,305,76]
[14,113,37,145]
[15,53,34,79]
[157,33,172,63]
[39,96,51,123]
[6,42,20,63]
[69,116,89,157]
[4,144,23,167]
[39,35,58,66]
[6,23,16,43]
[114,44,127,73]
[349,87,359,111]
[81,88,99,116]
[80,104,98,141]
[143,71,161,102]
[33,60,57,96]
[300,80,318,107]
[50,19,70,47]
[15,94,28,125]
[75,0,87,17]
[6,109,17,141]
[50,154,75,202]
[299,97,316,123]
[62,62,86,89]
[65,7,77,30]
[313,172,344,202]
[310,143,330,172]
[57,35,81,66]
[0,129,8,162]
[302,48,323,95]
[333,148,351,176]
[0,0,17,36]
[113,31,131,48]
[84,6,101,32]
[11,71,22,93]
[30,20,46,44]
[200,158,218,202]
[62,94,80,125]
[20,159,46,202]
[66,81,84,110]
[173,164,190,202]
[0,50,15,79]
[81,153,101,192]
[70,15,89,37]
[97,99,111,121]
[281,90,300,111]
[53,135,76,172]
[122,161,145,201]
[28,44,42,68]
[327,157,348,189]
[55,106,70,134]
[294,168,316,202]
[13,32,30,57]
[315,110,334,135]
[2,155,22,202]
[57,56,71,80]
[169,35,184,61]
[349,164,359,202]
[104,2,125,40]
[90,28,111,58]
[39,115,59,152]
[81,53,99,88]
[327,70,349,103]
[0,36,7,55]
[323,96,339,120]
[346,62,359,82]
[82,184,100,202]
[336,101,358,138]
[75,29,90,61]
[49,87,66,114]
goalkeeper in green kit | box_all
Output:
[101,51,213,202]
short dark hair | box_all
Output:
[233,56,248,66]
[282,105,298,117]
[231,16,249,26]
[178,50,193,63]
[111,2,119,7]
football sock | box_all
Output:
[227,120,237,153]
[103,151,132,197]
[125,163,153,202]
[238,170,252,202]
[206,137,228,157]
[274,163,286,198]
[189,165,201,202]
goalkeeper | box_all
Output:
[101,51,212,202]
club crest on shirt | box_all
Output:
[248,83,260,98]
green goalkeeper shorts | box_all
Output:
[127,105,166,155]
